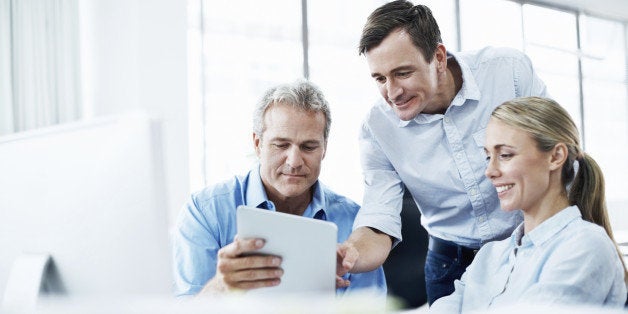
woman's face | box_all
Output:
[484,118,554,213]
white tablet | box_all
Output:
[236,205,338,296]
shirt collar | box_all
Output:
[447,51,481,106]
[302,181,328,220]
[245,164,273,210]
[395,51,482,127]
[514,205,582,248]
[245,164,328,220]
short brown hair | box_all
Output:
[358,0,442,62]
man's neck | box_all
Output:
[445,57,463,104]
[271,190,312,217]
[430,57,463,115]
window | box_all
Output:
[522,5,581,130]
[459,0,523,51]
[579,16,627,224]
[0,0,82,135]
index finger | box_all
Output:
[336,243,358,276]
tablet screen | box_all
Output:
[236,205,337,296]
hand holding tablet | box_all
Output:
[203,236,284,293]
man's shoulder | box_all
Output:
[461,46,525,58]
[189,174,246,212]
[320,184,360,214]
[458,46,528,66]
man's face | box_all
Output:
[366,29,444,121]
[254,102,327,202]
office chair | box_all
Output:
[383,189,429,309]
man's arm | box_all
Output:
[199,237,283,294]
[336,226,392,286]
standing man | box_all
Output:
[173,80,386,296]
[337,0,548,305]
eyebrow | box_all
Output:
[371,65,415,78]
[484,144,515,152]
[270,137,322,145]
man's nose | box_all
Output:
[285,146,304,169]
[386,80,403,102]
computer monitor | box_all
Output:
[0,115,173,310]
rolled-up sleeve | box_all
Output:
[353,121,404,245]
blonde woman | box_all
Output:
[430,97,627,312]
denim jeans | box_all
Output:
[424,248,472,305]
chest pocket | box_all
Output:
[472,127,488,166]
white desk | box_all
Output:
[19,293,392,314]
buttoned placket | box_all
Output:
[442,115,491,240]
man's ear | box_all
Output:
[434,43,447,72]
[253,132,261,157]
[549,143,568,171]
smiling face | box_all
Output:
[254,102,326,203]
[365,29,448,120]
[484,118,555,213]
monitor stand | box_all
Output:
[2,253,64,311]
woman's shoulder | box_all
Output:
[550,218,620,264]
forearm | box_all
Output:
[347,226,393,273]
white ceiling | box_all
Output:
[532,0,628,22]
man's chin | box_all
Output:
[395,111,417,121]
[276,184,308,197]
[391,105,419,121]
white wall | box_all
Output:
[78,0,189,224]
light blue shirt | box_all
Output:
[430,206,628,313]
[354,47,548,247]
[173,165,387,297]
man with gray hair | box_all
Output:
[173,79,386,296]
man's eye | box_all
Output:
[499,154,513,159]
[374,76,386,84]
[273,144,289,149]
[396,71,411,78]
[302,146,317,151]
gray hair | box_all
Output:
[253,79,331,141]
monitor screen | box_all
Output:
[0,115,173,309]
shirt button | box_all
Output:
[444,117,450,124]
[478,216,486,223]
[470,188,477,195]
